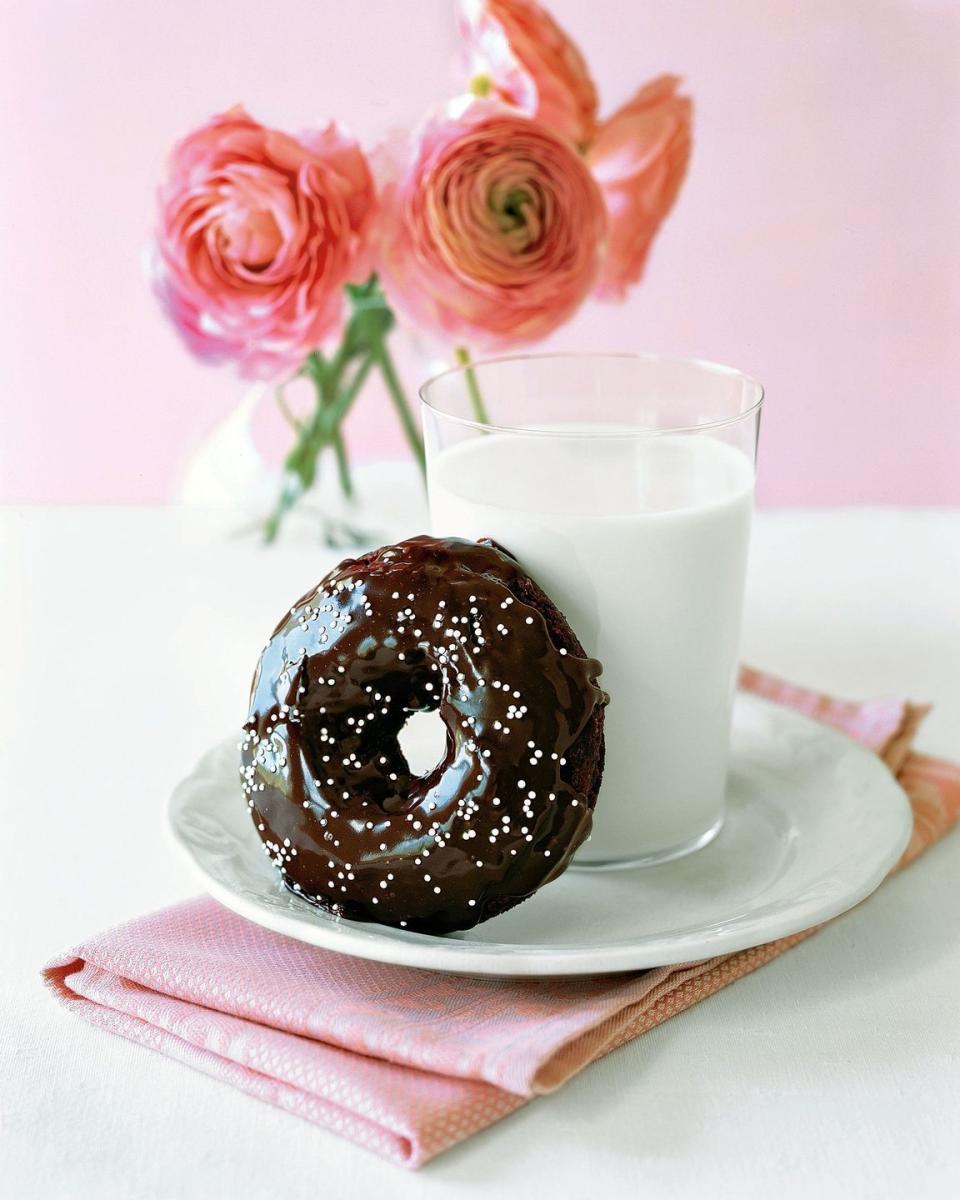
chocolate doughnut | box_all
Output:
[240,536,606,934]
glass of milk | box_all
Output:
[420,353,762,869]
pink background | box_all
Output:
[2,0,957,506]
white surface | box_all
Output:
[2,493,960,1199]
[169,696,911,975]
[429,432,754,862]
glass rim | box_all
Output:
[419,351,764,439]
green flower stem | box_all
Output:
[263,275,431,542]
[317,356,354,500]
[331,429,353,499]
[323,352,376,429]
[454,346,491,426]
[322,343,351,401]
[263,351,374,542]
[275,380,304,431]
[372,336,426,475]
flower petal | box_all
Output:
[150,110,377,378]
[588,75,692,300]
[459,0,598,147]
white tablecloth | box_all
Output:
[2,497,959,1199]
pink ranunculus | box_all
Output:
[375,100,607,349]
[458,0,598,148]
[587,76,693,301]
[151,107,376,379]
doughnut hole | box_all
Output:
[399,710,449,777]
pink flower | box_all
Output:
[588,76,693,300]
[457,5,692,301]
[458,0,598,147]
[152,107,376,379]
[375,100,607,349]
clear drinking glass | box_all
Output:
[420,353,763,869]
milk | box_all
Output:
[427,428,754,865]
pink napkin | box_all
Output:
[43,671,960,1168]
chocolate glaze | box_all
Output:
[240,536,606,934]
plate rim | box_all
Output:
[166,694,913,977]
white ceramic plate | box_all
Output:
[166,694,912,977]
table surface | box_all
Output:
[3,496,959,1200]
